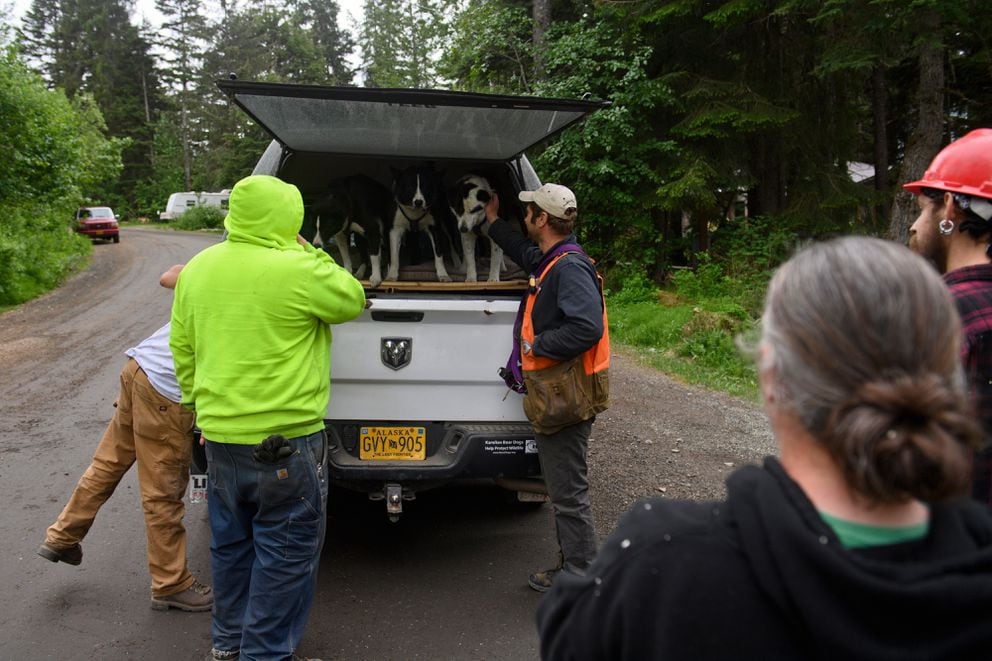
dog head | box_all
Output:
[391,165,442,212]
[448,174,493,233]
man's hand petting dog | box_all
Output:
[485,191,500,224]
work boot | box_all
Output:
[37,542,82,566]
[151,579,214,612]
[528,567,561,593]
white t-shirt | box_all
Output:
[125,323,181,403]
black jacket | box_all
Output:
[488,218,603,361]
[537,458,992,660]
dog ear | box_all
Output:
[446,186,463,213]
[476,189,491,204]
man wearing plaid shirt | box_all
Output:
[906,128,992,507]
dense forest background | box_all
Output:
[2,0,991,307]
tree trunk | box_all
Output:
[749,134,783,217]
[532,0,551,81]
[871,63,889,229]
[181,87,192,191]
[888,24,945,244]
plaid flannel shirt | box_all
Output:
[945,264,992,507]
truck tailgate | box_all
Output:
[328,296,527,422]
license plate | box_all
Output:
[94,230,104,235]
[359,426,426,460]
[189,473,208,503]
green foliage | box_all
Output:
[295,0,355,84]
[359,0,455,88]
[670,261,724,301]
[0,47,122,304]
[605,265,659,305]
[607,293,759,399]
[0,203,92,305]
[710,215,797,277]
[173,205,226,230]
[0,51,123,207]
[606,250,769,398]
[131,116,186,219]
[530,10,679,276]
[439,1,534,92]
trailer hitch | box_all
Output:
[369,483,415,522]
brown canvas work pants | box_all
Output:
[45,358,196,597]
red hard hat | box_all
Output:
[903,128,992,199]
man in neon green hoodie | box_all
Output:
[170,175,366,661]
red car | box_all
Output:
[75,206,120,243]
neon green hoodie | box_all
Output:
[170,175,366,444]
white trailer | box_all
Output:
[159,190,231,221]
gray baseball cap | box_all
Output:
[518,183,577,218]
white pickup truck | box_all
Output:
[214,80,606,519]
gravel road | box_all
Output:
[0,226,779,536]
[589,351,776,534]
[0,226,778,659]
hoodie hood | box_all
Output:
[224,175,304,249]
[728,458,992,659]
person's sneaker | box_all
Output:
[528,567,561,593]
[151,579,214,612]
[205,649,239,661]
[37,542,82,566]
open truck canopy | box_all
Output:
[216,80,610,162]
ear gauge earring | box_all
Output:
[939,219,955,236]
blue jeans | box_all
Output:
[205,431,327,661]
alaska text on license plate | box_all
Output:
[360,426,426,460]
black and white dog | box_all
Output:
[448,174,504,283]
[311,175,392,287]
[388,165,461,282]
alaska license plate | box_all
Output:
[359,426,426,460]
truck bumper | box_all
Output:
[324,420,541,491]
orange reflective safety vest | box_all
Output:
[519,251,610,434]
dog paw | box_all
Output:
[438,274,452,283]
[464,274,478,283]
[370,274,382,288]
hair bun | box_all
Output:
[824,372,978,501]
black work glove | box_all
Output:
[252,434,294,464]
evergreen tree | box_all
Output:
[193,4,330,191]
[17,0,60,73]
[359,0,457,88]
[293,0,355,84]
[358,0,406,87]
[440,0,533,93]
[155,0,209,191]
[15,0,164,214]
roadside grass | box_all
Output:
[606,263,766,401]
[118,219,169,228]
[120,207,226,231]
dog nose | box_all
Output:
[414,200,424,208]
[459,225,469,233]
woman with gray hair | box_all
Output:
[537,236,992,660]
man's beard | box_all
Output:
[909,232,949,273]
